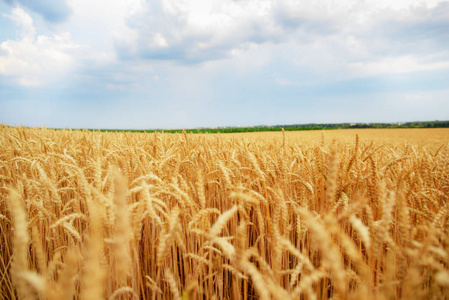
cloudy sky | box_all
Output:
[0,0,448,129]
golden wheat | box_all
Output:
[1,125,449,299]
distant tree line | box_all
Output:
[138,120,449,134]
[40,120,449,134]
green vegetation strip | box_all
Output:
[82,120,449,134]
[6,120,449,134]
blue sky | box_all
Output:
[0,0,448,129]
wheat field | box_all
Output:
[1,125,449,300]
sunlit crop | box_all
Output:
[1,126,449,299]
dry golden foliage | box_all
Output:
[1,125,449,299]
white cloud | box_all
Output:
[111,0,449,83]
[116,0,280,62]
[272,0,449,82]
[0,33,77,86]
[66,0,144,51]
[2,6,34,39]
[0,6,115,87]
[0,7,78,86]
[349,55,449,76]
[3,0,72,23]
[151,33,169,48]
[2,0,449,90]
